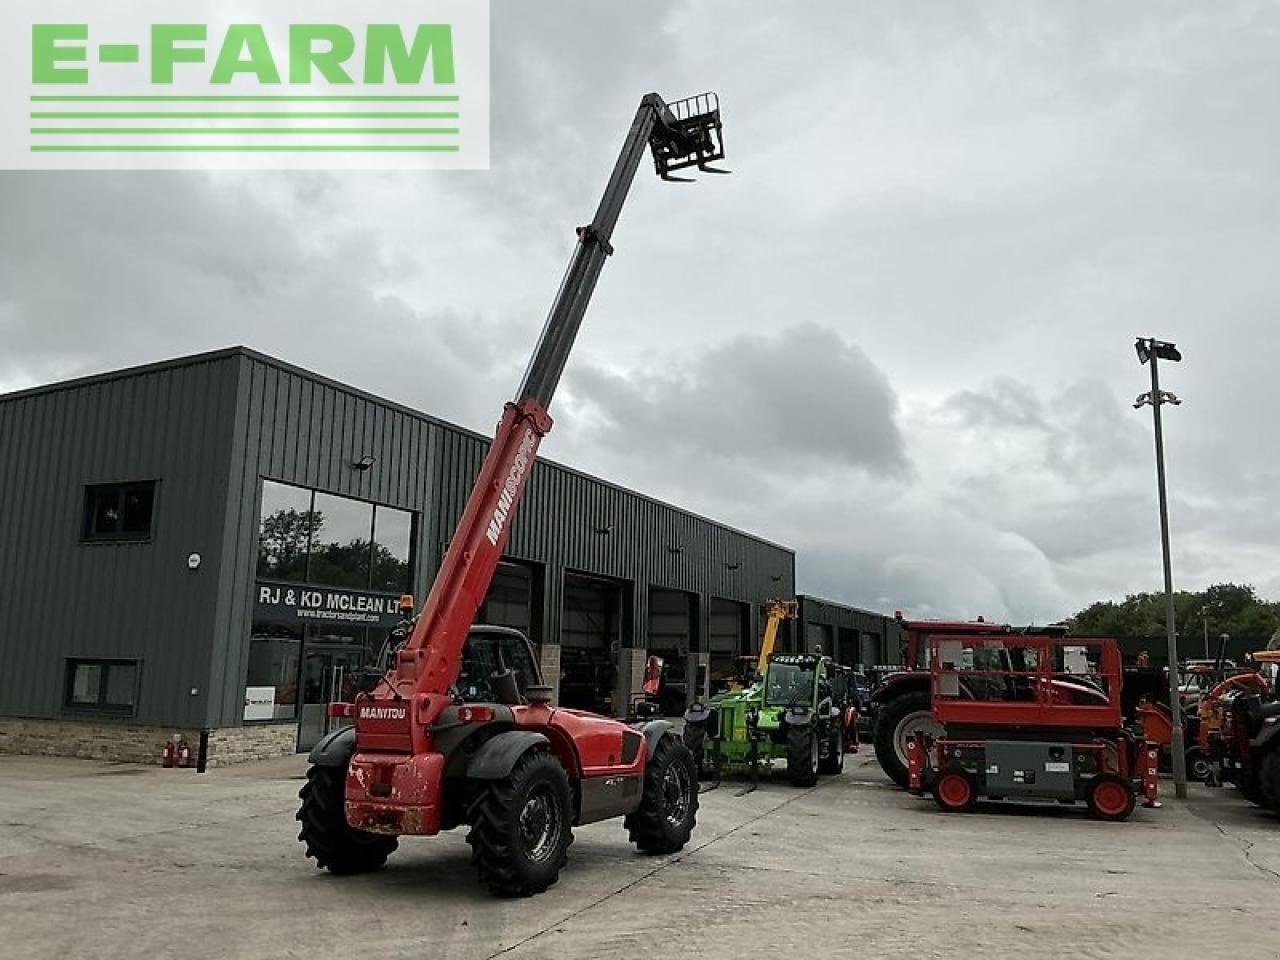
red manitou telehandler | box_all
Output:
[296,92,728,897]
[906,633,1159,821]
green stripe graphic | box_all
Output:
[32,128,460,136]
[31,144,462,153]
[31,95,460,103]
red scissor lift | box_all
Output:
[907,634,1158,821]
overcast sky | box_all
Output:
[2,1,1277,623]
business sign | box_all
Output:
[1,0,489,170]
[255,581,405,629]
[243,686,277,721]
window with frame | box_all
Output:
[82,481,156,541]
[64,659,138,714]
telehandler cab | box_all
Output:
[296,91,727,897]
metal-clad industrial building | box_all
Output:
[0,348,795,764]
[782,596,905,670]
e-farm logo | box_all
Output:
[0,0,489,170]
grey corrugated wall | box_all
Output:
[0,353,243,726]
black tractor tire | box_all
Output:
[1185,748,1212,783]
[873,690,934,788]
[627,734,699,854]
[1238,777,1268,807]
[297,764,398,875]
[1086,774,1137,822]
[1260,747,1280,812]
[682,721,707,775]
[786,725,820,787]
[466,750,573,897]
[818,722,844,775]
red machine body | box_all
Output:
[323,93,729,842]
[906,633,1157,820]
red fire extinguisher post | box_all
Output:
[176,740,191,768]
[162,740,176,768]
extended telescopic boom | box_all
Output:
[374,93,726,711]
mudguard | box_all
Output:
[467,731,550,780]
[684,702,712,725]
[638,720,673,758]
[308,725,357,767]
[784,708,814,727]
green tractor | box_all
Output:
[683,652,853,787]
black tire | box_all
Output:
[626,734,699,854]
[466,750,573,897]
[1185,748,1212,783]
[1260,747,1280,812]
[297,764,398,875]
[682,722,707,775]
[1238,776,1268,807]
[786,725,820,787]
[1086,774,1136,822]
[818,722,844,775]
[873,690,935,788]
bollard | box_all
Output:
[196,728,210,774]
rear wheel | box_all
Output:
[873,691,940,788]
[1086,774,1136,822]
[818,722,844,775]
[297,764,398,874]
[626,734,699,854]
[1260,747,1280,812]
[787,726,820,787]
[932,768,977,812]
[467,750,573,897]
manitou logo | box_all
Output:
[485,427,538,546]
[359,706,407,721]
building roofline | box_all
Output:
[797,594,895,620]
[1,346,796,557]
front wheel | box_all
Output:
[818,722,844,775]
[467,750,573,897]
[297,764,398,874]
[1086,774,1136,822]
[787,726,819,787]
[873,691,940,788]
[626,734,699,854]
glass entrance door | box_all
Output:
[297,626,376,752]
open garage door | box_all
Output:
[647,588,694,715]
[560,572,620,714]
[709,597,748,696]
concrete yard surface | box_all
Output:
[1,752,1277,959]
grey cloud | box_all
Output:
[564,323,908,475]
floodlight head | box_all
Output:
[1135,338,1151,364]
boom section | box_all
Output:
[373,92,726,713]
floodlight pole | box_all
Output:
[1146,344,1188,799]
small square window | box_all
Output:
[64,659,138,714]
[83,482,156,541]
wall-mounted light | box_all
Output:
[594,523,614,535]
[725,561,741,571]
[354,454,377,471]
[770,574,783,582]
[668,545,684,555]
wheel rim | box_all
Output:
[1092,780,1130,817]
[938,773,971,808]
[1189,755,1211,781]
[661,759,692,827]
[518,783,563,863]
[895,711,943,768]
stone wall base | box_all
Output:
[0,717,298,768]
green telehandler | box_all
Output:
[683,600,854,788]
